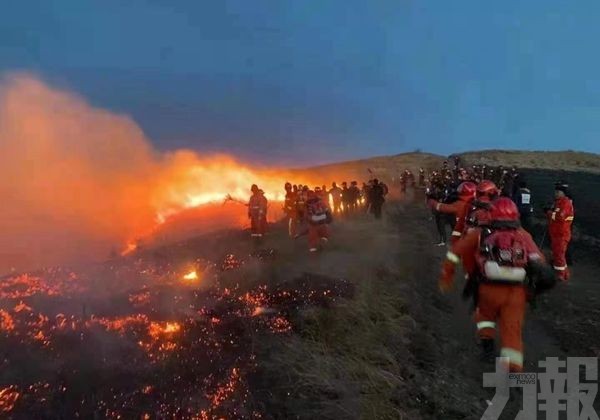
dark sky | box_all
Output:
[2,1,600,165]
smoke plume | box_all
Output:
[0,74,305,274]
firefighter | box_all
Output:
[248,184,268,238]
[426,174,450,246]
[283,182,298,238]
[368,179,386,219]
[329,182,343,213]
[295,185,308,221]
[439,198,555,371]
[428,182,477,244]
[466,180,498,231]
[546,181,575,282]
[341,182,350,214]
[418,167,426,187]
[513,180,533,233]
[399,171,407,193]
[305,190,332,252]
[349,181,361,212]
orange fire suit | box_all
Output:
[547,196,574,281]
[248,193,268,237]
[440,228,544,372]
[429,198,473,243]
[284,191,298,237]
[295,191,307,220]
[306,197,330,251]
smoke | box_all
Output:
[0,74,161,272]
[0,74,308,274]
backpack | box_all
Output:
[476,229,529,284]
[307,198,331,225]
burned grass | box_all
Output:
[250,214,419,420]
[0,238,353,418]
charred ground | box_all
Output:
[1,162,600,419]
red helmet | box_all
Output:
[477,180,498,198]
[457,182,477,199]
[490,197,519,222]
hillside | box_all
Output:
[456,150,600,173]
[293,150,600,184]
[293,152,445,183]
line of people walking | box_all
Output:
[424,156,575,374]
[246,178,389,252]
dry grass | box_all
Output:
[258,269,413,419]
[253,216,416,419]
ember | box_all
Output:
[0,386,19,413]
[220,254,244,271]
[0,252,352,417]
[0,310,15,332]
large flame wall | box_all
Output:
[0,74,314,273]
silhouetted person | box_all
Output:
[513,180,533,233]
[369,179,386,219]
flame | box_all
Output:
[120,241,138,256]
[0,74,328,272]
[182,270,199,282]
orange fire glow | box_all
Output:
[0,310,15,333]
[0,386,20,413]
[0,74,320,272]
[182,270,199,282]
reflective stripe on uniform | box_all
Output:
[451,230,462,237]
[529,253,541,260]
[477,321,496,331]
[446,252,460,264]
[551,211,558,220]
[553,266,567,271]
[500,348,524,368]
[565,216,574,221]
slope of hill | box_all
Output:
[457,150,600,173]
[294,150,600,185]
[294,152,445,183]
